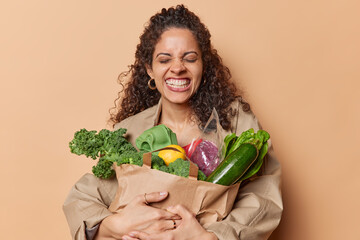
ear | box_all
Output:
[146,64,154,79]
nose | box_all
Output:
[170,59,186,74]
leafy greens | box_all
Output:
[69,128,206,180]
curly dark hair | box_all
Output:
[110,4,250,130]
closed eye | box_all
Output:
[159,59,171,64]
[183,58,197,63]
[183,52,198,63]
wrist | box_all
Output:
[96,213,127,239]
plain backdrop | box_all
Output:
[1,0,359,239]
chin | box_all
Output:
[165,95,192,105]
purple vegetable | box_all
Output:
[190,140,220,176]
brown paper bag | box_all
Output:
[109,151,240,227]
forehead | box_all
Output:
[154,28,201,54]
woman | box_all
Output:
[63,5,282,240]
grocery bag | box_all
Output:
[108,150,240,227]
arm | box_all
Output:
[63,173,117,239]
[95,191,181,239]
[63,174,180,240]
[123,205,218,240]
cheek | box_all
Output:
[193,73,203,92]
[153,65,169,78]
[154,78,163,91]
[151,68,163,83]
[194,66,203,85]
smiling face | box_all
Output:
[146,28,203,105]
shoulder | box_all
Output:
[114,105,158,146]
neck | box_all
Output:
[159,98,203,147]
[159,99,194,130]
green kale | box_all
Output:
[92,157,115,179]
[112,151,144,166]
[92,151,142,179]
[101,152,123,164]
[69,129,101,159]
[69,128,138,178]
[96,129,112,155]
[101,128,137,156]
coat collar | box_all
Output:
[152,98,162,126]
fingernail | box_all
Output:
[122,237,128,240]
[160,191,167,196]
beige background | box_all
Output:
[1,0,359,239]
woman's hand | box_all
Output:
[122,205,218,240]
[95,191,181,240]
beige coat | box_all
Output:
[63,99,283,239]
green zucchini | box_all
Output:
[205,143,259,186]
[238,142,268,182]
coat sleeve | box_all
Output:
[205,103,283,239]
[63,173,118,239]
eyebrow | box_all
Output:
[155,51,198,58]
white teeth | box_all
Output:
[165,79,190,88]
